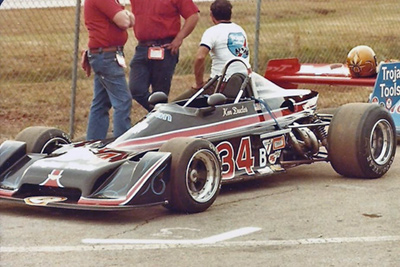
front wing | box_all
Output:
[0,141,172,210]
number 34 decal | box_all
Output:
[216,136,255,179]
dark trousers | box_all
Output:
[129,45,179,111]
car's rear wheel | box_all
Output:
[159,137,222,213]
[15,126,71,154]
[328,103,396,178]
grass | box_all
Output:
[1,0,399,142]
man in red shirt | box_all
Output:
[129,0,200,111]
[84,0,135,140]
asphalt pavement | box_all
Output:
[1,146,399,267]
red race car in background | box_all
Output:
[264,45,400,138]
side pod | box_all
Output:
[0,141,27,175]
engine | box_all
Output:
[286,116,329,162]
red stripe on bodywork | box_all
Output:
[0,188,16,197]
[114,110,289,150]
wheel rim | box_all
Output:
[185,149,221,203]
[370,119,394,165]
[40,137,70,154]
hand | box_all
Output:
[126,11,135,28]
[191,82,204,90]
[162,36,183,55]
[80,50,91,77]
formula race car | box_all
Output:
[0,59,397,213]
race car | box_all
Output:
[264,45,400,137]
[0,58,397,213]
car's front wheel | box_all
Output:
[15,126,71,154]
[159,137,222,213]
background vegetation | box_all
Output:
[1,0,399,142]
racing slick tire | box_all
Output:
[328,103,396,178]
[15,126,71,154]
[159,137,222,213]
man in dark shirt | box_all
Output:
[129,0,200,111]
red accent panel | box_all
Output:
[265,58,376,88]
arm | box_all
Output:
[164,12,200,55]
[193,46,210,89]
[113,10,135,30]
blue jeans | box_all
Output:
[129,46,178,111]
[86,51,132,140]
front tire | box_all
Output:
[159,137,222,213]
[15,126,71,154]
[328,103,396,178]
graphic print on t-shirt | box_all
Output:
[227,32,249,58]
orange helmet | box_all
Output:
[347,45,377,77]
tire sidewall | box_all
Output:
[328,103,396,178]
[357,107,396,178]
[161,138,222,213]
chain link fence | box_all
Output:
[1,0,399,141]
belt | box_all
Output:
[89,46,123,54]
[138,37,174,47]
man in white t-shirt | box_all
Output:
[175,0,250,100]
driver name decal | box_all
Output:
[223,106,248,117]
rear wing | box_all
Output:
[264,58,400,136]
[264,58,375,89]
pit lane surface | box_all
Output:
[1,147,399,266]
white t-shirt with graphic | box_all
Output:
[200,22,250,78]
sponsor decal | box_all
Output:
[40,169,64,187]
[268,150,282,164]
[260,136,285,167]
[378,65,400,100]
[386,98,392,109]
[257,166,273,175]
[96,150,129,162]
[24,196,67,206]
[262,139,272,155]
[154,112,172,122]
[371,62,400,133]
[268,153,277,164]
[372,62,400,108]
[272,136,285,150]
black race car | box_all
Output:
[0,59,396,213]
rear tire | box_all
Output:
[328,103,396,178]
[15,126,71,154]
[159,137,222,213]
